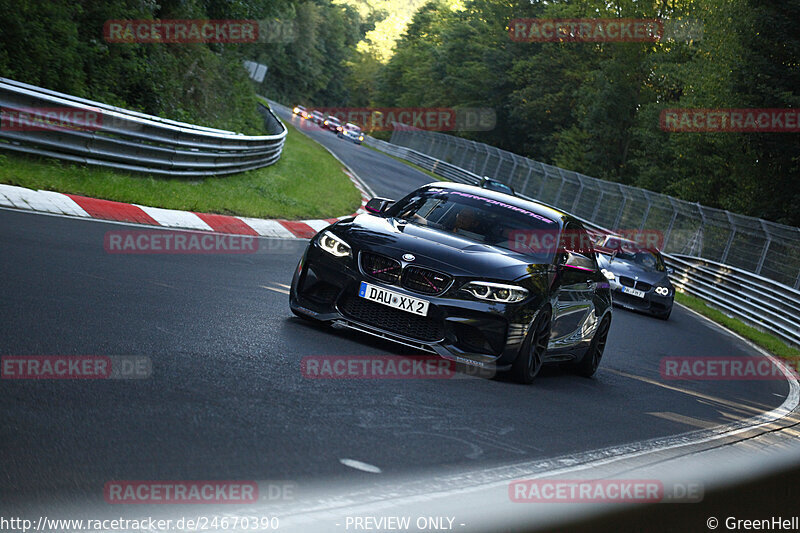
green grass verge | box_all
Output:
[363,144,446,182]
[0,118,361,220]
[675,291,800,360]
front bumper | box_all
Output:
[610,283,673,316]
[289,244,537,371]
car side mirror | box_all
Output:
[667,266,675,275]
[365,197,393,215]
[559,251,596,272]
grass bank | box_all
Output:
[0,116,361,220]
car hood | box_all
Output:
[334,214,544,280]
[597,255,670,285]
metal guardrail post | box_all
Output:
[720,211,737,265]
[756,220,772,276]
[612,184,627,230]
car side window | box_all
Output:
[559,223,598,271]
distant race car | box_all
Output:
[323,115,342,133]
[309,110,325,125]
[338,123,364,144]
[594,234,674,320]
[290,181,613,384]
[292,105,308,119]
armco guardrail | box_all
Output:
[667,255,800,347]
[365,134,800,347]
[0,78,286,177]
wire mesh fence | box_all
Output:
[389,126,800,289]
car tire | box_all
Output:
[509,307,551,384]
[573,315,610,378]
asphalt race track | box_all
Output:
[0,110,790,513]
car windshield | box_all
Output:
[386,188,559,260]
[601,246,666,272]
[346,124,360,132]
[327,117,340,123]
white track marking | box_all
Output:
[135,205,212,231]
[303,219,332,233]
[261,285,289,295]
[0,185,63,213]
[35,190,91,217]
[238,217,298,238]
[339,459,382,474]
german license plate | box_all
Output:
[358,282,429,316]
[622,286,645,298]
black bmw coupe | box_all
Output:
[290,182,613,383]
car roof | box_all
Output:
[420,182,569,226]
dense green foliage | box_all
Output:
[370,0,800,225]
[1,0,797,224]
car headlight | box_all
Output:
[358,135,364,141]
[318,230,351,258]
[462,281,528,303]
[654,285,671,296]
[601,268,616,281]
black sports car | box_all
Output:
[289,182,613,383]
[594,235,674,320]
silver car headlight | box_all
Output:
[601,268,616,281]
[318,230,351,258]
[462,281,528,303]
[654,285,671,296]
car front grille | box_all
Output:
[360,252,402,284]
[338,294,444,342]
[619,276,652,292]
[401,266,452,295]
